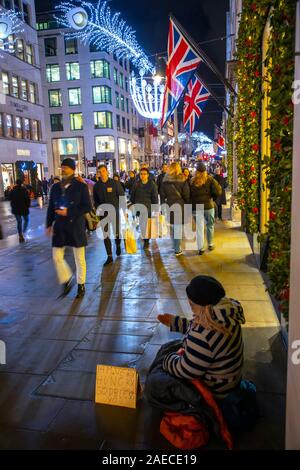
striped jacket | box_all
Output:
[163,297,246,399]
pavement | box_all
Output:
[0,201,287,450]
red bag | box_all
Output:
[160,413,209,450]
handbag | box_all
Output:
[124,224,137,254]
[147,216,159,239]
[85,210,100,231]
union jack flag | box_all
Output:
[160,18,202,128]
[183,76,210,135]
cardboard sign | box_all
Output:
[95,365,140,409]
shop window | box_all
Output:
[68,88,81,106]
[50,114,64,132]
[44,37,57,57]
[46,64,60,82]
[66,62,80,80]
[94,111,113,129]
[49,89,62,107]
[70,113,83,130]
[95,136,115,154]
[65,38,78,55]
[93,86,111,104]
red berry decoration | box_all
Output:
[250,111,257,118]
[269,210,277,221]
[274,140,282,152]
[254,70,260,77]
[250,178,257,185]
[251,3,257,11]
[252,207,259,214]
[283,116,289,126]
[251,165,255,171]
[252,144,259,152]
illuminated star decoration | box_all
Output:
[0,8,24,52]
[55,0,155,74]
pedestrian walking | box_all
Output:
[182,167,191,182]
[213,167,227,221]
[156,163,169,200]
[124,170,136,199]
[42,177,49,202]
[113,173,125,191]
[130,167,159,249]
[9,179,30,243]
[160,162,190,256]
[36,179,43,209]
[93,165,125,266]
[46,158,92,299]
[190,162,222,255]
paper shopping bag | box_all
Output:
[125,227,137,254]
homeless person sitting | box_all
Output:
[144,275,258,449]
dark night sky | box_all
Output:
[35,0,229,139]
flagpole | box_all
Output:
[196,73,233,117]
[174,107,180,159]
[170,14,237,97]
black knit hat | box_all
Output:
[61,158,76,170]
[196,162,207,173]
[186,275,225,306]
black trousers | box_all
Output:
[100,215,121,256]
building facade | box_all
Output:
[0,0,48,198]
[37,13,140,176]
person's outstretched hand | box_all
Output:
[157,313,174,327]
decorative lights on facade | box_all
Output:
[0,9,23,53]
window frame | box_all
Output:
[48,89,62,108]
[70,112,83,131]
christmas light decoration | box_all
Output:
[0,8,23,53]
[55,0,155,73]
[129,71,165,123]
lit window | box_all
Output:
[68,88,81,106]
[44,37,57,56]
[21,79,27,101]
[49,89,62,107]
[50,114,64,132]
[6,114,14,137]
[115,91,120,109]
[15,116,23,138]
[66,62,80,80]
[90,60,110,79]
[11,76,19,98]
[46,64,60,82]
[94,111,113,129]
[0,113,3,137]
[95,136,115,153]
[29,83,37,104]
[65,38,78,55]
[23,118,30,139]
[1,72,10,95]
[31,120,40,140]
[114,68,118,85]
[119,72,124,89]
[93,86,111,104]
[15,38,24,60]
[70,113,83,130]
[25,44,34,64]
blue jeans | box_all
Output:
[194,208,215,250]
[172,224,182,253]
[15,214,29,236]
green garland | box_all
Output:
[234,0,295,321]
[226,96,234,193]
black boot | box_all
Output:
[19,234,25,243]
[103,256,113,266]
[76,284,85,299]
[143,239,150,249]
[60,275,74,297]
[116,244,121,256]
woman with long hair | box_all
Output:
[190,163,221,255]
[160,162,190,256]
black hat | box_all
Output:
[186,275,225,306]
[196,162,207,173]
[61,158,76,170]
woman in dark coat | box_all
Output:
[130,167,159,248]
[10,179,31,243]
[160,162,190,256]
[213,167,227,220]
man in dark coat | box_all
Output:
[93,164,125,266]
[9,179,31,243]
[46,158,92,299]
[213,167,227,220]
[130,167,159,249]
[156,163,169,199]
